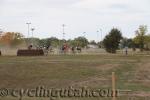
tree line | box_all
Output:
[103,25,150,53]
[0,25,150,53]
[0,33,89,48]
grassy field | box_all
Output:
[0,54,150,100]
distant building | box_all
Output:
[87,44,99,49]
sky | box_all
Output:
[0,0,150,41]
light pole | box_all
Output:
[62,24,66,40]
[100,28,102,42]
[83,32,86,48]
[26,22,31,38]
[0,28,3,37]
[97,30,99,43]
[97,29,102,48]
[31,28,35,45]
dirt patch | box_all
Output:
[96,64,120,71]
[128,91,150,97]
[135,63,150,80]
[71,76,111,88]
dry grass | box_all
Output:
[0,54,150,100]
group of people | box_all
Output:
[27,43,82,56]
[71,46,82,54]
[61,43,82,54]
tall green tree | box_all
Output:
[103,28,122,53]
[133,25,147,51]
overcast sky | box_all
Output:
[0,0,150,41]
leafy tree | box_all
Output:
[67,37,89,48]
[46,37,59,47]
[74,36,89,47]
[144,35,150,50]
[24,38,40,46]
[97,41,103,48]
[119,38,127,49]
[120,38,135,48]
[38,39,47,47]
[127,39,135,48]
[37,37,60,47]
[89,40,97,45]
[67,39,77,47]
[103,28,122,53]
[133,25,147,51]
[0,32,24,47]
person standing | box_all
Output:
[125,46,128,55]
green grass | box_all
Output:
[0,54,150,100]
